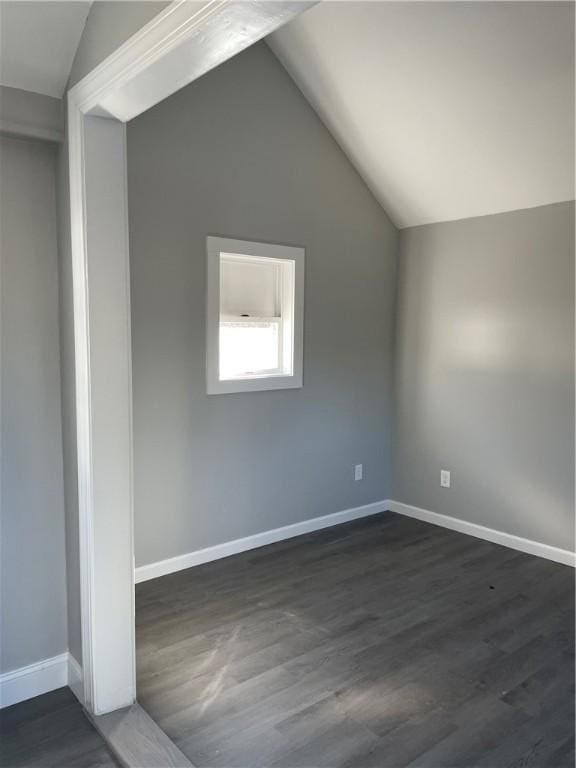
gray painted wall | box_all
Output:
[128,41,399,567]
[0,85,62,139]
[0,135,68,672]
[393,201,575,550]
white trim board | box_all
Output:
[388,500,576,568]
[67,654,84,705]
[136,498,575,583]
[0,653,76,709]
[67,0,317,717]
[135,501,388,582]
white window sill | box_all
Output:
[207,373,302,395]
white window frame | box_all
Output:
[206,237,304,395]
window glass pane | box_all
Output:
[219,321,280,379]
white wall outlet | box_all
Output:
[355,464,363,481]
[440,469,451,488]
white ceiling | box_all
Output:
[0,1,91,98]
[269,2,575,228]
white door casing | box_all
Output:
[68,0,317,715]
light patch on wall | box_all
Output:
[449,311,512,369]
[448,308,570,374]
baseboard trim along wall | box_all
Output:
[135,498,575,583]
[2,499,574,709]
[135,500,389,583]
[0,653,83,709]
[388,500,576,568]
[0,653,70,709]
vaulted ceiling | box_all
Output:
[0,1,91,97]
[269,2,575,228]
[0,1,573,228]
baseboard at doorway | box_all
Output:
[388,500,576,568]
[0,653,69,709]
[68,654,84,704]
[0,652,84,709]
[135,500,389,583]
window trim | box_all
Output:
[206,236,304,395]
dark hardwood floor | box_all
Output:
[135,512,575,768]
[0,687,119,768]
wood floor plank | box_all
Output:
[0,688,119,768]
[136,512,575,767]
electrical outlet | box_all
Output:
[440,469,451,488]
[355,464,363,481]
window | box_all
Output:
[206,237,304,394]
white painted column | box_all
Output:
[72,114,135,714]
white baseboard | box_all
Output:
[135,500,389,583]
[136,497,575,583]
[67,654,84,704]
[388,500,576,568]
[0,653,84,709]
[0,653,70,709]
